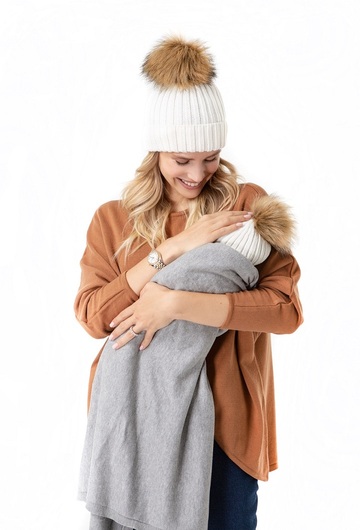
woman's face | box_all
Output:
[158,150,221,211]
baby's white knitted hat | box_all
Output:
[218,195,296,265]
[219,219,272,266]
[142,36,227,153]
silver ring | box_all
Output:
[129,325,140,337]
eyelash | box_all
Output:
[175,157,217,166]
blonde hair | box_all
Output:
[118,152,242,256]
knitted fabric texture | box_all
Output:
[142,36,227,152]
[218,219,271,266]
[78,244,258,530]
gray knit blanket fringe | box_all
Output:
[78,243,259,530]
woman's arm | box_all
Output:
[173,249,303,335]
[74,202,251,338]
[74,202,145,339]
[222,250,303,334]
[109,248,303,350]
[109,283,230,350]
[126,209,251,294]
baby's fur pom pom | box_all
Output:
[142,36,216,90]
[251,194,296,254]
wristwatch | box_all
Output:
[147,249,166,270]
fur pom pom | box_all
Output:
[142,36,216,90]
[251,194,296,254]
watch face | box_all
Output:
[148,250,158,265]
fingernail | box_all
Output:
[109,321,115,328]
[112,343,119,350]
[235,222,244,227]
[244,213,252,219]
[109,334,113,341]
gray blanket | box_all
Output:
[78,243,259,530]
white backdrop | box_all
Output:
[1,1,359,529]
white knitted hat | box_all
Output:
[218,219,271,266]
[142,36,227,153]
[217,194,297,265]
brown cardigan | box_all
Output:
[74,182,303,481]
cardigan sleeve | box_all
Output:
[74,203,139,339]
[221,249,303,333]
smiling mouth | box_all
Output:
[179,179,202,188]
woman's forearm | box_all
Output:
[171,291,230,328]
[125,240,182,296]
[126,210,251,296]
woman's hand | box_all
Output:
[108,282,175,351]
[159,210,252,262]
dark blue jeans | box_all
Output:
[208,441,258,530]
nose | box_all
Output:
[187,163,207,183]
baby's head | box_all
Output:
[218,194,296,265]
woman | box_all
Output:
[75,36,303,530]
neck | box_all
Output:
[171,200,189,213]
